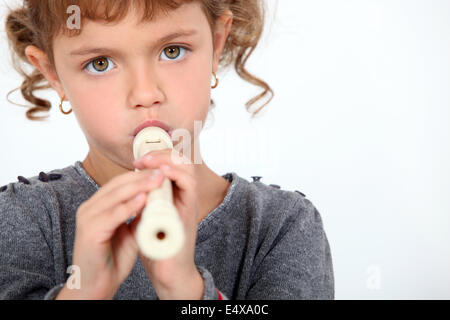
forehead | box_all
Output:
[55,1,207,49]
[56,0,204,36]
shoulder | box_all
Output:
[0,165,78,224]
[233,174,331,270]
[235,174,321,234]
[241,174,314,215]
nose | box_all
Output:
[127,61,165,109]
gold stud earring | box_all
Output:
[59,94,72,115]
[211,71,219,89]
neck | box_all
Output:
[82,150,127,187]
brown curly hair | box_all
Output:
[4,0,274,121]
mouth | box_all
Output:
[133,120,173,138]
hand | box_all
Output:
[132,149,204,300]
[59,168,167,299]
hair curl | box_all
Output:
[4,0,273,121]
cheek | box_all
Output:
[169,59,211,131]
[68,80,127,142]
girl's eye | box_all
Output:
[84,57,115,74]
[160,46,188,61]
[83,46,188,75]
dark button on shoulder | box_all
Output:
[222,173,232,183]
[17,176,30,185]
[269,184,280,189]
[251,176,262,182]
[48,173,62,181]
[294,190,306,197]
[39,172,49,182]
[0,185,7,192]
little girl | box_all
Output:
[0,0,334,300]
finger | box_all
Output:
[133,149,168,167]
[96,187,150,237]
[134,148,174,161]
[85,170,165,215]
[84,169,156,211]
[160,164,197,200]
[133,149,194,171]
[134,152,196,181]
[111,222,139,272]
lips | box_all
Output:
[133,120,172,138]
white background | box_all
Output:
[1,0,449,299]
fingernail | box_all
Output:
[149,169,162,180]
[134,192,145,201]
[136,154,151,162]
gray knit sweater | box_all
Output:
[0,161,334,300]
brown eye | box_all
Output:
[92,57,108,72]
[163,46,181,59]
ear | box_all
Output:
[212,10,233,74]
[24,45,66,100]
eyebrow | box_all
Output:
[69,29,198,56]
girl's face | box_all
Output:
[50,2,230,169]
